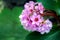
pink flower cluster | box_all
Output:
[19,1,52,34]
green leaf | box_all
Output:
[0,7,30,40]
[54,0,60,15]
[25,26,60,40]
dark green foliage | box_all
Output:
[0,0,60,40]
[0,7,30,40]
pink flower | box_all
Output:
[24,1,34,10]
[30,13,44,25]
[24,3,29,10]
[37,19,52,34]
[19,1,52,34]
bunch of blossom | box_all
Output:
[19,1,52,34]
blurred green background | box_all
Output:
[0,0,60,40]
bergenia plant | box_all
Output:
[19,1,52,34]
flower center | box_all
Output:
[34,18,38,22]
[30,9,33,12]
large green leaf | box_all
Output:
[25,26,60,40]
[0,7,30,40]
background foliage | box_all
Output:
[0,0,60,40]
